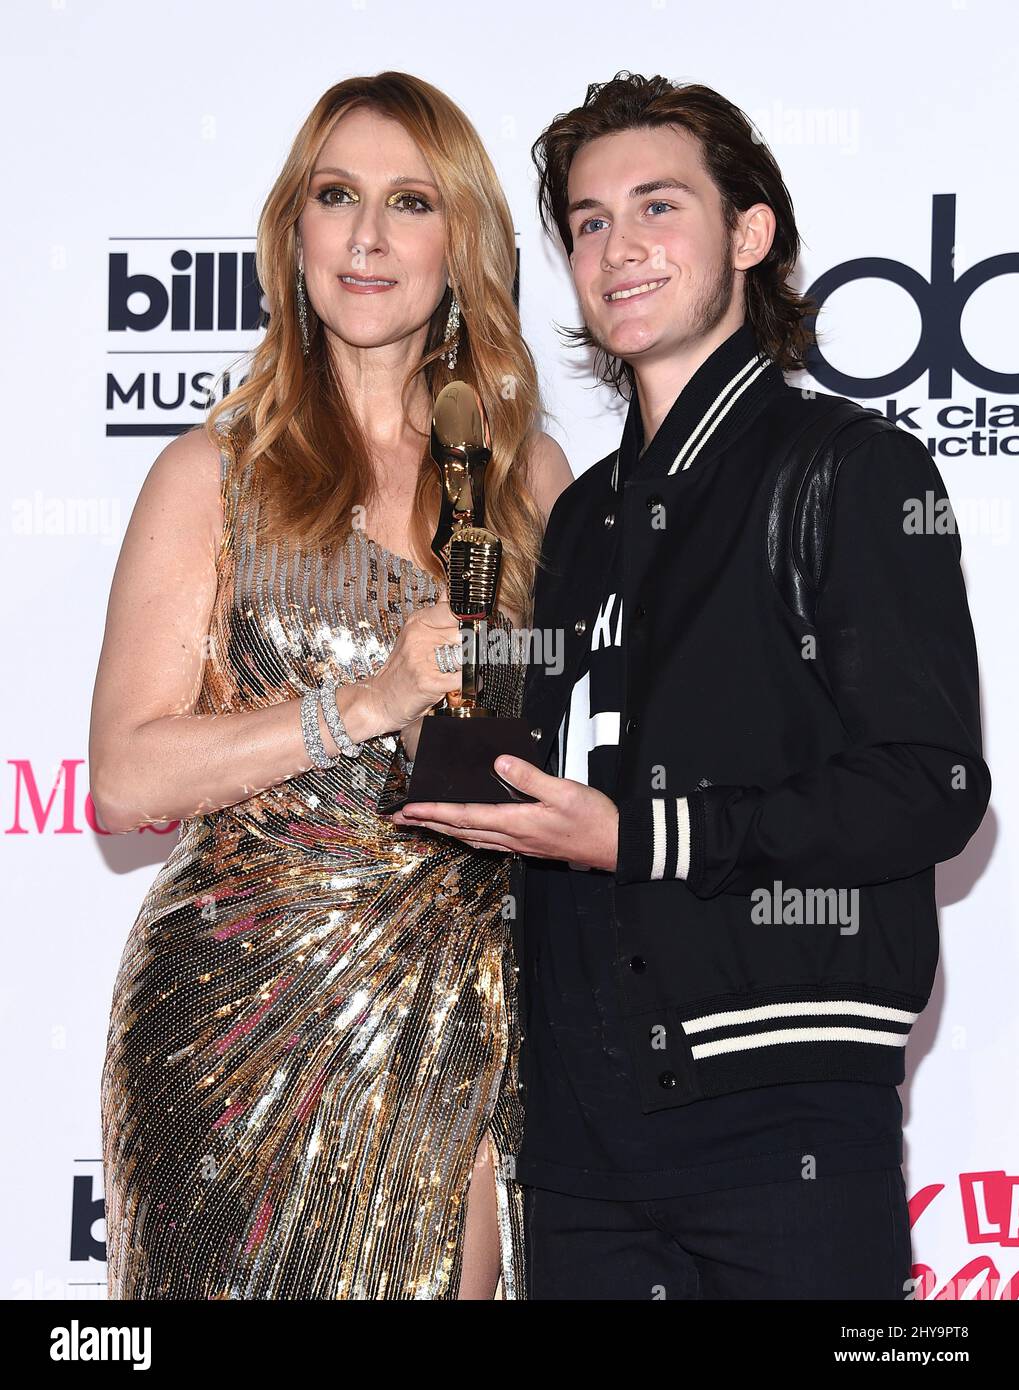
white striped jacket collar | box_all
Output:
[610,320,781,491]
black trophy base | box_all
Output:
[382,714,541,812]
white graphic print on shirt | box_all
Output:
[557,590,623,792]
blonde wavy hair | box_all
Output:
[206,71,545,624]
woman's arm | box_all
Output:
[87,429,455,834]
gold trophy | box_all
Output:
[380,381,539,810]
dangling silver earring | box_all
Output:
[296,261,310,357]
[441,292,460,370]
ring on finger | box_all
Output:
[434,642,462,674]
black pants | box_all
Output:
[523,1167,912,1300]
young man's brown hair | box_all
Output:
[531,71,818,394]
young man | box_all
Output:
[391,75,991,1300]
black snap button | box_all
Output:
[603,512,615,528]
[628,955,646,973]
[635,604,646,619]
[529,726,542,740]
[646,493,663,510]
[658,1071,677,1089]
[625,717,639,735]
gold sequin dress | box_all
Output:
[100,437,527,1299]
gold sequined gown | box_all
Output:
[100,438,527,1299]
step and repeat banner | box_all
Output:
[3,0,1017,1300]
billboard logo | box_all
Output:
[106,238,261,439]
[109,247,264,335]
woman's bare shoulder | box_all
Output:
[524,430,574,525]
[150,424,226,483]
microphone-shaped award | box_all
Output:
[382,381,539,809]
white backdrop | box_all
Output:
[3,0,1016,1301]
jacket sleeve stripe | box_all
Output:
[674,797,691,879]
[617,795,692,884]
[651,798,666,878]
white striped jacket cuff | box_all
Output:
[616,795,693,885]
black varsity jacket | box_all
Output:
[509,325,991,1112]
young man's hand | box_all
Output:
[388,755,619,871]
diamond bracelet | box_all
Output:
[319,677,363,757]
[299,680,363,769]
[300,688,339,769]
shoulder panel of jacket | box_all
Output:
[767,395,905,627]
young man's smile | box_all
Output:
[602,275,672,303]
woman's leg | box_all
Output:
[456,1131,502,1299]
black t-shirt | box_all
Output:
[515,369,903,1200]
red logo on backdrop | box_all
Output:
[909,1171,1019,1299]
[5,759,178,835]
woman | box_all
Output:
[91,71,572,1300]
